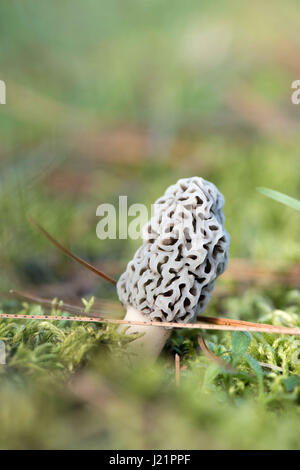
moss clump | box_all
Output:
[1,289,300,449]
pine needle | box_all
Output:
[198,335,236,373]
[29,217,117,285]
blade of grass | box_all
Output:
[257,187,300,211]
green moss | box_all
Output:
[1,289,300,449]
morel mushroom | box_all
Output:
[117,177,230,359]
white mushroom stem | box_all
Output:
[118,305,171,361]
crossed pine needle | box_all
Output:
[3,219,300,372]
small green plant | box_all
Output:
[81,296,95,314]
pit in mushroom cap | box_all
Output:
[117,177,230,324]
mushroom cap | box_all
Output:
[117,177,230,323]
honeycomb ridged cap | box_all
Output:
[117,177,230,323]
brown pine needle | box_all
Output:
[29,217,117,285]
[10,289,105,317]
[7,289,300,336]
[175,353,180,386]
[197,314,300,334]
[198,335,236,373]
[2,308,300,336]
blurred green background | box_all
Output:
[1,0,300,293]
[1,0,300,450]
